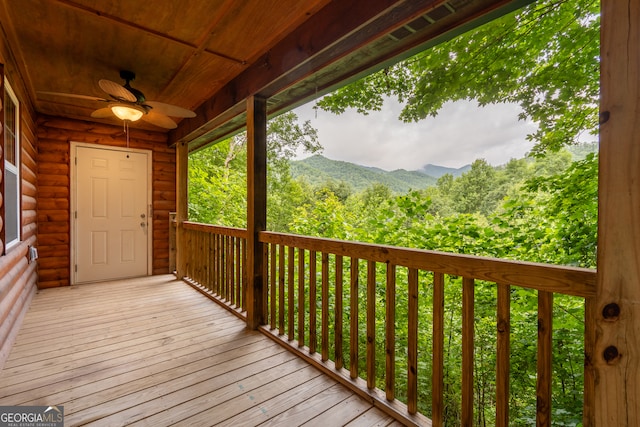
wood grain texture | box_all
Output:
[367,260,377,391]
[335,254,344,370]
[462,277,475,427]
[597,0,640,425]
[496,283,511,427]
[245,95,267,328]
[0,275,389,425]
[407,267,419,414]
[432,272,445,427]
[0,67,38,371]
[350,257,360,380]
[385,264,397,402]
[37,117,175,286]
[260,231,596,297]
[536,291,553,427]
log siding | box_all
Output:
[36,117,176,288]
[0,73,39,371]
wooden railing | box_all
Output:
[175,222,597,427]
[180,221,248,315]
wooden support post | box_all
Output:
[597,1,640,425]
[246,95,267,329]
[175,141,188,279]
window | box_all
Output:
[3,79,19,252]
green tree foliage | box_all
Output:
[191,141,597,425]
[186,0,600,420]
[316,0,600,155]
[188,111,321,230]
[285,151,596,425]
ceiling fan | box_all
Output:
[39,70,196,129]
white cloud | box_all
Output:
[293,98,537,170]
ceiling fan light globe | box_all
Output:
[111,105,144,122]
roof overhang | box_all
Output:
[172,0,534,151]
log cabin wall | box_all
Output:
[0,68,39,370]
[36,117,176,288]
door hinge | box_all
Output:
[74,211,77,219]
[74,265,77,272]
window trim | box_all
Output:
[3,77,20,253]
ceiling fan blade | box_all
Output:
[91,107,114,118]
[141,111,177,129]
[38,91,109,102]
[98,79,136,102]
[144,101,196,118]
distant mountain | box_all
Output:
[290,155,437,193]
[419,163,471,178]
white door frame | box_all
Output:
[70,142,153,284]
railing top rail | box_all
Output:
[184,221,248,238]
[260,231,596,298]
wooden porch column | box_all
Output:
[246,95,267,329]
[596,0,640,425]
[175,141,189,279]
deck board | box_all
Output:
[0,275,399,426]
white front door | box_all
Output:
[73,144,152,284]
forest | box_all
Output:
[187,0,598,425]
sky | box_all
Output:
[293,97,538,171]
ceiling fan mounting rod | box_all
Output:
[120,70,136,83]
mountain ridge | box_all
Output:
[290,154,471,193]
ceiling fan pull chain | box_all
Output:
[125,120,130,158]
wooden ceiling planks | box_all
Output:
[0,0,523,135]
[175,0,525,150]
[0,0,328,129]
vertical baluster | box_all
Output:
[202,231,209,290]
[214,234,220,295]
[583,297,595,427]
[537,291,553,427]
[269,243,276,329]
[407,267,418,414]
[309,250,317,354]
[322,252,329,361]
[335,255,344,370]
[215,234,221,297]
[206,232,213,291]
[350,257,359,380]
[214,234,220,296]
[278,244,285,334]
[209,233,215,293]
[496,283,511,427]
[242,237,247,312]
[227,235,231,299]
[262,241,268,317]
[192,230,199,283]
[222,235,227,300]
[432,272,444,426]
[199,231,204,285]
[366,260,376,390]
[288,246,295,341]
[185,229,192,279]
[221,235,227,298]
[228,236,235,305]
[386,263,396,401]
[462,277,474,427]
[240,237,245,310]
[190,230,197,282]
[194,231,200,283]
[298,248,305,347]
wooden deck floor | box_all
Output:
[0,275,403,426]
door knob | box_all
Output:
[140,213,146,218]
